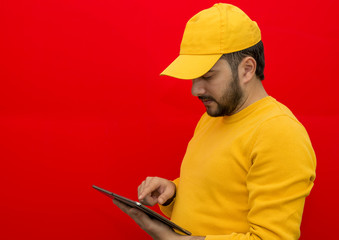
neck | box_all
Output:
[234,78,268,114]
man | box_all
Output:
[114,3,316,240]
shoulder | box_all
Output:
[249,97,315,161]
[250,107,316,169]
[255,97,308,138]
[254,116,311,154]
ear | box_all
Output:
[238,57,257,84]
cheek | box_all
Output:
[209,81,228,99]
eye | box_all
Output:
[201,71,216,80]
[202,75,213,80]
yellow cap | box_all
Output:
[160,3,261,79]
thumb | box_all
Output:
[158,190,175,205]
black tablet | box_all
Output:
[92,185,191,235]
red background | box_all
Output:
[1,0,338,239]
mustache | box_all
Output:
[198,96,216,102]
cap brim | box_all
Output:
[160,54,223,80]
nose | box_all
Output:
[191,78,206,97]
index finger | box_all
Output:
[138,180,160,200]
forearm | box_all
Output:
[183,236,205,240]
[191,237,205,240]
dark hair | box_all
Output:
[221,40,265,80]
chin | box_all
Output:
[206,110,221,117]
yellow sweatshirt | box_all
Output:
[160,96,316,240]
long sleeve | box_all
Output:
[159,178,180,218]
[205,116,316,240]
[160,98,316,239]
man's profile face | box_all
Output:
[191,58,243,117]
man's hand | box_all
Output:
[113,199,204,240]
[138,177,176,206]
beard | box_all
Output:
[200,75,243,117]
